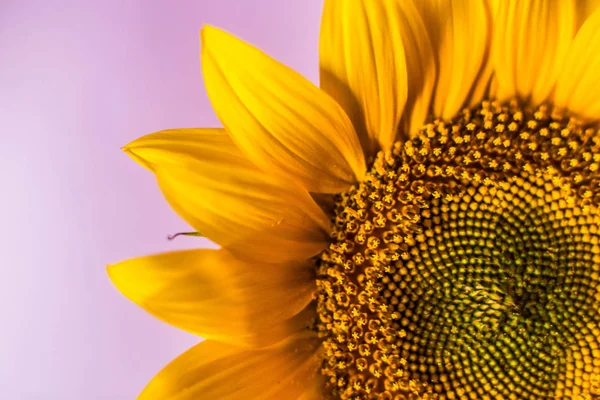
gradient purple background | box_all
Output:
[1,1,322,398]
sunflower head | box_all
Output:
[110,1,600,399]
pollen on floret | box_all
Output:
[315,100,600,399]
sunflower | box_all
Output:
[109,0,600,398]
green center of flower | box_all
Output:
[315,100,600,399]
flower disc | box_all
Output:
[316,100,600,399]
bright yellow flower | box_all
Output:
[109,1,600,398]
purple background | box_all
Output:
[1,1,322,398]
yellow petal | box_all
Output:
[155,166,329,263]
[466,62,495,109]
[139,333,323,400]
[394,0,437,137]
[201,25,365,194]
[319,0,408,154]
[554,8,600,121]
[466,0,496,107]
[124,128,330,263]
[415,0,490,120]
[492,0,576,104]
[108,249,316,348]
[123,128,237,172]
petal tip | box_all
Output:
[122,145,154,171]
[199,25,208,44]
[106,263,122,288]
[201,25,226,45]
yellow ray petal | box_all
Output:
[554,8,600,121]
[155,166,329,263]
[467,63,495,109]
[492,0,576,104]
[319,0,408,154]
[415,0,490,120]
[201,26,365,194]
[466,0,496,107]
[394,0,436,137]
[139,333,323,400]
[108,249,316,348]
[124,128,330,263]
[123,128,241,172]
